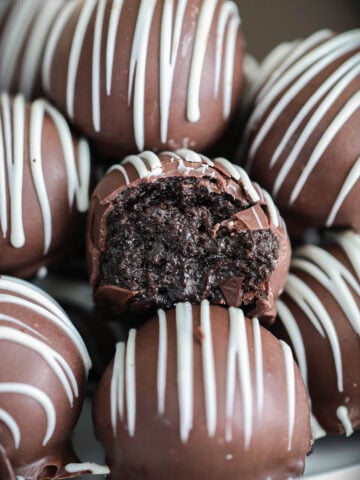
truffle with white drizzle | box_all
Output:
[241,29,360,234]
[0,0,65,100]
[0,276,109,479]
[0,93,91,278]
[272,231,360,438]
[87,149,291,322]
[42,0,244,157]
[93,302,311,480]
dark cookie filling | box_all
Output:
[100,177,279,313]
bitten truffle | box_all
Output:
[273,231,360,439]
[0,93,91,278]
[42,0,244,157]
[87,149,291,322]
[0,276,108,479]
[242,29,360,234]
[93,302,312,480]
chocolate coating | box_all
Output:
[0,0,65,100]
[241,29,360,234]
[0,93,91,279]
[42,0,244,157]
[87,149,291,322]
[272,231,360,439]
[93,302,312,480]
[0,276,107,479]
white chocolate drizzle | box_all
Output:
[336,406,354,437]
[0,93,91,253]
[0,277,91,448]
[108,149,269,209]
[277,231,360,437]
[110,303,298,447]
[0,0,64,99]
[200,300,217,437]
[176,302,194,443]
[157,310,167,416]
[125,329,137,437]
[280,341,296,451]
[0,409,20,448]
[244,30,360,224]
[43,0,241,150]
[0,383,55,446]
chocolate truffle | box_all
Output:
[0,93,91,279]
[93,302,312,480]
[273,231,360,439]
[0,0,65,100]
[242,29,360,233]
[0,276,109,479]
[88,149,291,322]
[42,0,244,157]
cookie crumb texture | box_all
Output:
[100,177,279,313]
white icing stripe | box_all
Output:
[285,274,344,391]
[257,29,333,103]
[248,37,360,163]
[157,310,167,415]
[18,0,63,99]
[0,1,38,91]
[331,231,360,279]
[66,0,97,119]
[128,0,157,150]
[252,319,264,416]
[226,308,253,447]
[271,53,360,169]
[336,406,354,437]
[0,94,90,254]
[11,95,26,248]
[187,0,218,122]
[160,0,187,143]
[223,14,240,117]
[0,276,92,372]
[29,102,52,254]
[214,157,260,202]
[176,302,194,443]
[65,463,110,475]
[92,0,107,132]
[42,1,78,93]
[246,30,360,145]
[326,156,360,227]
[215,2,238,97]
[107,164,130,185]
[0,327,78,405]
[0,112,7,238]
[0,383,55,446]
[280,341,296,451]
[233,308,253,449]
[126,329,137,437]
[106,0,124,95]
[289,90,360,204]
[260,188,280,227]
[200,300,217,437]
[294,244,360,335]
[0,409,20,448]
[0,314,47,340]
[277,300,327,440]
[111,342,125,435]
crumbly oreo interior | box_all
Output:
[100,177,279,312]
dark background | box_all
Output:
[236,0,360,59]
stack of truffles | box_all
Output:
[0,1,358,480]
